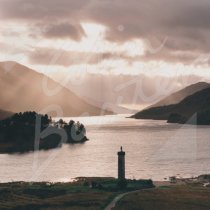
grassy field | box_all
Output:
[113,184,210,210]
[0,178,153,210]
[0,179,113,210]
[2,177,210,210]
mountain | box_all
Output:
[149,82,210,108]
[0,109,13,120]
[132,84,210,124]
[50,72,204,114]
[82,95,137,114]
[0,61,112,117]
[132,82,210,119]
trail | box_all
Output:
[104,189,152,210]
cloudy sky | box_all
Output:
[0,0,210,78]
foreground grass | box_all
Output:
[113,184,210,210]
[0,178,152,210]
[0,180,113,210]
[4,178,210,210]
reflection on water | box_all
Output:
[0,114,210,182]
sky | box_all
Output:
[0,0,210,79]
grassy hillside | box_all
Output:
[149,82,210,108]
[132,85,210,123]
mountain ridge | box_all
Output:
[0,61,112,117]
[148,82,210,108]
[132,82,210,122]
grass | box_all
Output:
[0,178,153,210]
[0,180,113,210]
[113,184,210,210]
[4,178,210,210]
[0,182,113,210]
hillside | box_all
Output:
[149,82,210,108]
[132,86,210,124]
[0,61,112,117]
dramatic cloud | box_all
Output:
[1,0,210,65]
[39,22,86,41]
[0,0,88,41]
[0,0,89,20]
[84,0,210,64]
[28,47,128,66]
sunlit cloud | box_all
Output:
[0,0,209,79]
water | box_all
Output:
[0,114,210,182]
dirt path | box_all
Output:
[104,190,142,210]
[104,181,176,210]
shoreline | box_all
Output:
[0,174,208,184]
[0,173,209,184]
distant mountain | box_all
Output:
[0,109,13,120]
[149,82,210,108]
[51,72,204,114]
[132,84,210,124]
[0,61,112,117]
[82,95,137,114]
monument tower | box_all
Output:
[118,146,125,180]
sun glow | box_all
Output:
[0,21,209,79]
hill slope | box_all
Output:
[132,85,210,123]
[0,61,112,117]
[149,82,210,108]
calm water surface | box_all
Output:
[0,114,210,182]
